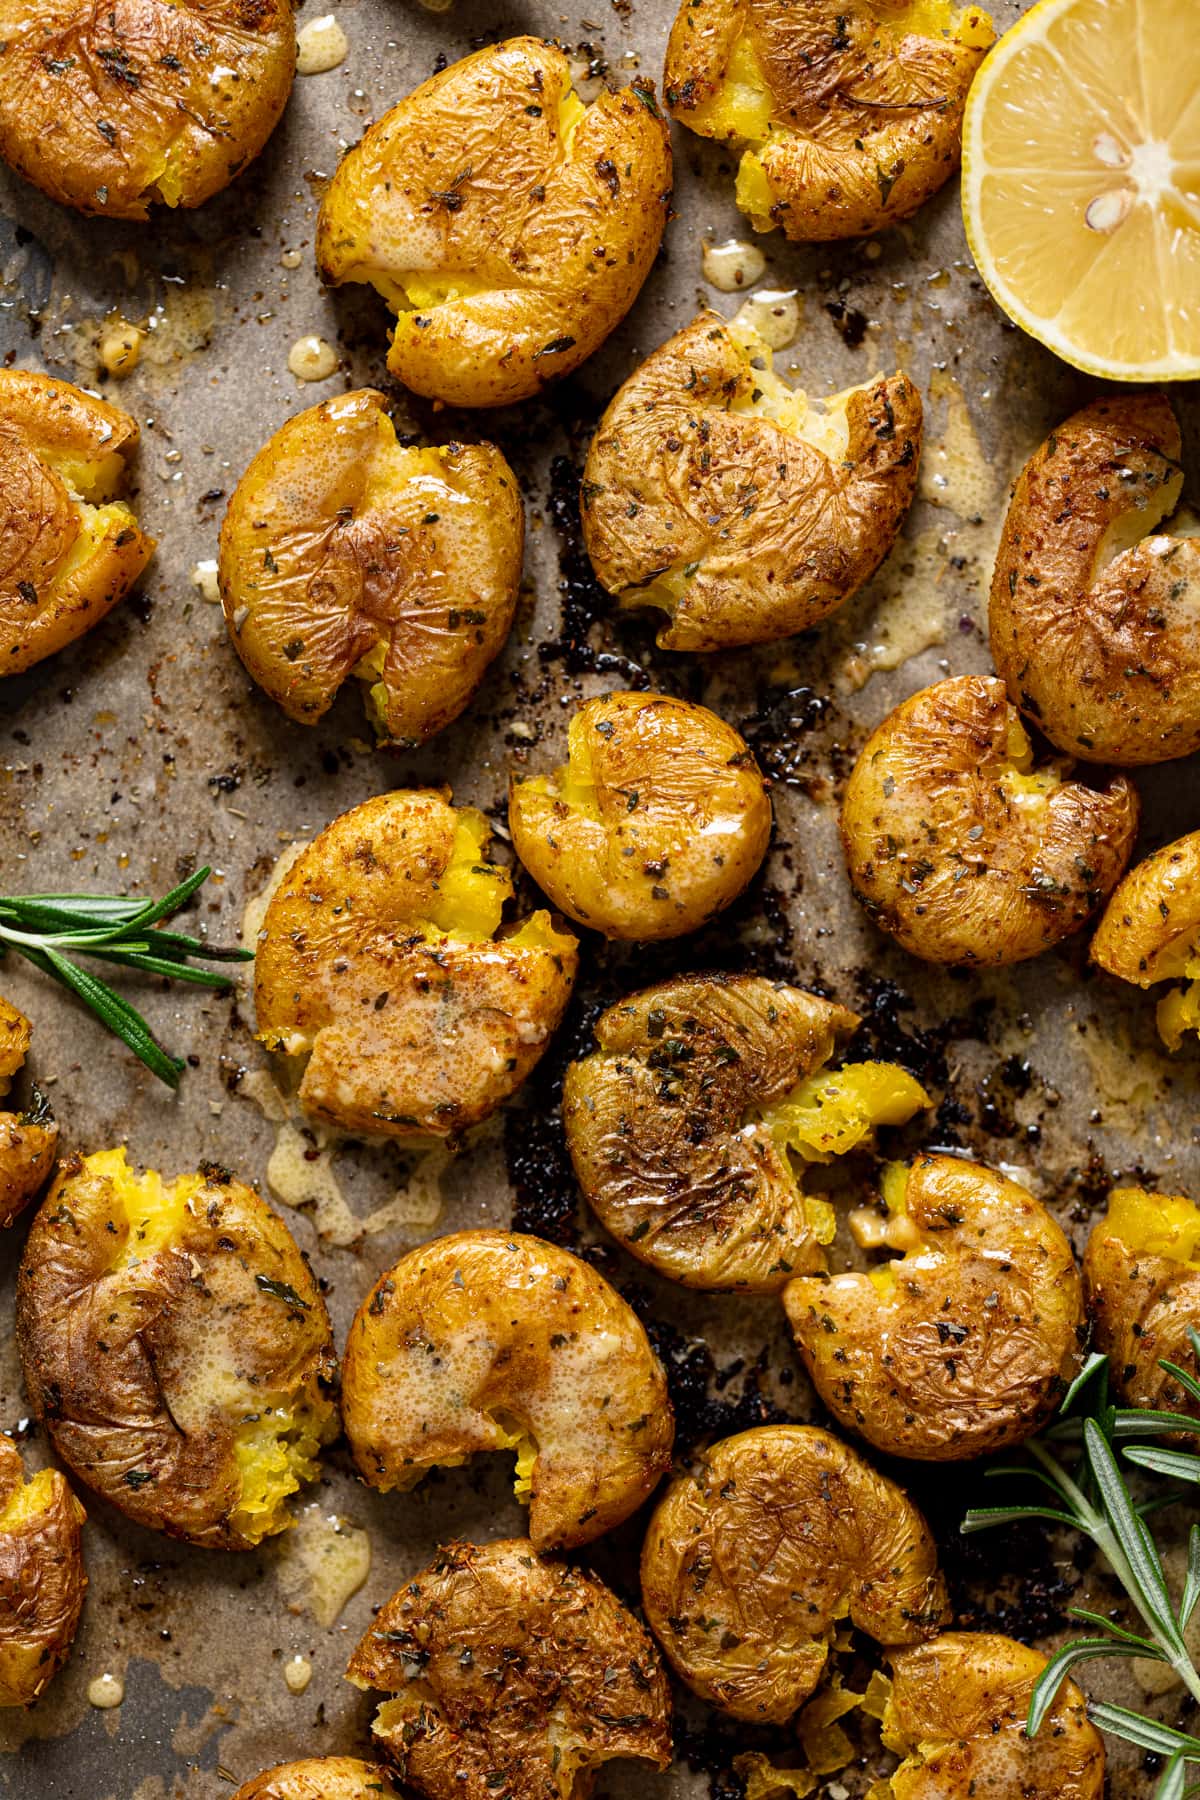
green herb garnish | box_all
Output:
[0,866,250,1089]
[964,1332,1200,1793]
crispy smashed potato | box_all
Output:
[0,1434,86,1707]
[348,1538,672,1800]
[881,1633,1105,1800]
[342,1230,673,1550]
[1084,1187,1200,1420]
[564,975,930,1291]
[785,1154,1083,1459]
[509,691,772,940]
[664,0,993,242]
[219,390,523,746]
[232,1761,399,1800]
[840,674,1140,966]
[0,1,296,219]
[640,1425,948,1722]
[0,997,57,1230]
[1090,830,1200,1050]
[17,1149,338,1550]
[581,313,922,650]
[254,791,578,1137]
[316,38,672,408]
[991,394,1200,766]
[0,371,154,676]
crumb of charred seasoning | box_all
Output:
[739,684,835,786]
[824,298,870,347]
[538,453,654,687]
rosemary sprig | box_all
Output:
[0,868,252,1089]
[963,1330,1200,1796]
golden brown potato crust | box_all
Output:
[640,1424,948,1722]
[1092,829,1200,990]
[581,314,921,649]
[991,394,1200,765]
[17,1153,337,1549]
[348,1538,672,1800]
[0,371,153,676]
[1084,1193,1200,1420]
[253,790,578,1138]
[316,38,672,407]
[232,1760,399,1800]
[0,1435,86,1708]
[840,674,1140,966]
[664,0,990,241]
[342,1231,673,1550]
[564,975,857,1291]
[886,1633,1105,1800]
[509,691,772,940]
[0,1,296,219]
[0,997,57,1230]
[784,1154,1083,1460]
[219,390,523,745]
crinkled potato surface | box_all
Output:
[1091,829,1200,1049]
[232,1760,399,1800]
[317,37,672,407]
[581,312,922,650]
[220,389,523,745]
[0,1432,86,1707]
[0,996,57,1230]
[1084,1187,1200,1422]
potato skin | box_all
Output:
[347,1538,672,1800]
[0,371,153,676]
[991,394,1200,765]
[0,997,57,1230]
[17,1152,338,1549]
[219,390,523,745]
[640,1424,949,1722]
[254,790,578,1138]
[232,1761,399,1800]
[509,691,772,940]
[664,0,991,241]
[0,1435,86,1707]
[342,1230,673,1550]
[840,674,1140,966]
[1084,1191,1200,1420]
[316,39,672,407]
[564,975,858,1291]
[581,314,921,649]
[1091,828,1200,986]
[886,1633,1105,1800]
[0,1,296,219]
[784,1154,1083,1460]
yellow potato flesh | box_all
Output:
[1104,1187,1200,1265]
[0,1462,58,1531]
[1158,979,1200,1051]
[85,1146,326,1545]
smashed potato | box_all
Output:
[347,1538,672,1800]
[882,1633,1105,1800]
[1090,830,1200,1050]
[564,975,929,1291]
[508,691,772,940]
[316,38,672,408]
[784,1154,1083,1459]
[640,1425,948,1722]
[0,1434,86,1707]
[219,390,523,746]
[254,791,578,1137]
[1084,1187,1200,1420]
[17,1149,338,1550]
[342,1231,673,1550]
[0,997,57,1230]
[232,1762,399,1800]
[991,394,1200,765]
[840,675,1140,966]
[0,371,154,676]
[0,1,296,219]
[581,313,922,650]
[664,0,993,242]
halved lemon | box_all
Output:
[961,0,1200,379]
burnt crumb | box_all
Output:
[636,1311,800,1457]
[739,684,835,786]
[825,298,869,348]
[504,990,609,1246]
[539,453,654,686]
